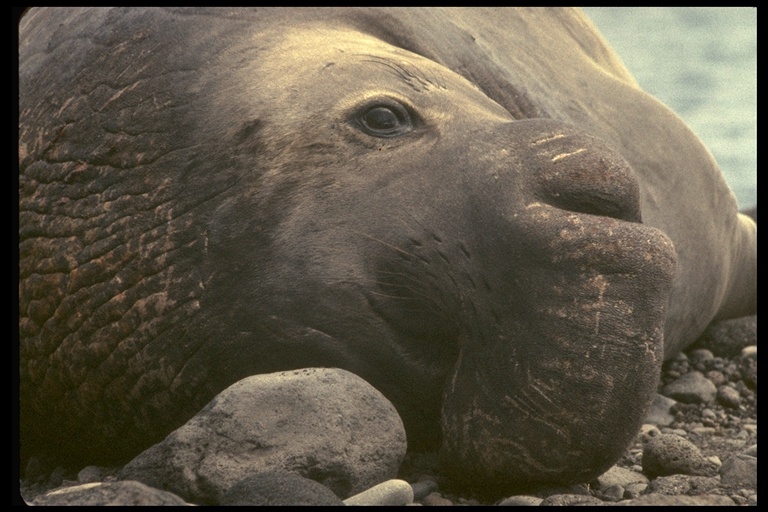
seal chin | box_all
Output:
[438,210,677,495]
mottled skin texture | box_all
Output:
[18,8,755,495]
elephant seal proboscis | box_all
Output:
[18,7,755,495]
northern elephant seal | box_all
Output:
[18,7,755,495]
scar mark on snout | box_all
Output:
[356,231,416,259]
[551,148,587,162]
[531,133,567,145]
[592,274,608,335]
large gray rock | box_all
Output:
[119,368,406,504]
[29,481,190,506]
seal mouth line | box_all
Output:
[550,148,587,162]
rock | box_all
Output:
[741,345,757,359]
[343,479,414,506]
[613,494,735,506]
[692,316,756,357]
[643,394,677,426]
[642,432,719,478]
[119,368,406,504]
[730,495,748,505]
[743,444,757,457]
[600,484,625,502]
[594,465,649,490]
[539,494,604,506]
[497,494,544,506]
[719,454,757,487]
[29,481,190,506]
[76,466,102,484]
[661,371,716,403]
[646,474,721,495]
[687,348,714,370]
[739,354,757,388]
[220,472,344,506]
[716,385,741,408]
[705,369,727,386]
[410,479,439,501]
[48,466,68,488]
[622,482,647,499]
[420,491,453,506]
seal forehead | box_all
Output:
[264,25,422,65]
[257,26,448,92]
[249,24,510,123]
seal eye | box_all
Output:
[356,102,413,138]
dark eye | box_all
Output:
[356,101,413,138]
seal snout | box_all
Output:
[527,128,642,224]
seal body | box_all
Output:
[19,7,755,494]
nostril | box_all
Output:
[541,174,642,222]
[533,140,642,223]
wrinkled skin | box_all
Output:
[18,8,755,495]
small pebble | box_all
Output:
[411,480,439,501]
[421,491,452,506]
[48,467,67,488]
[661,371,717,404]
[705,369,727,386]
[741,345,756,359]
[719,454,757,487]
[646,474,720,495]
[600,484,624,502]
[688,348,714,369]
[343,479,414,506]
[717,385,741,408]
[496,495,543,506]
[644,394,677,426]
[76,466,102,484]
[623,482,647,499]
[661,428,688,437]
[538,494,604,506]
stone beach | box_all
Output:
[18,315,756,506]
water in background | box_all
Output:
[583,7,756,209]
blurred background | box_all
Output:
[583,7,756,210]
